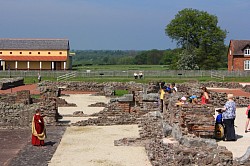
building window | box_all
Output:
[59,52,62,55]
[10,52,12,54]
[29,52,32,54]
[244,60,250,70]
[20,52,22,54]
[48,52,51,54]
[38,52,40,54]
[244,49,250,55]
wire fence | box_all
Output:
[1,70,250,78]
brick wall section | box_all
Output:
[233,56,249,71]
[16,90,31,104]
[117,102,130,112]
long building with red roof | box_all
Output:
[0,38,72,70]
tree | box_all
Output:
[134,49,164,65]
[165,8,227,69]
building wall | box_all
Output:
[233,56,250,71]
[0,50,67,56]
[17,61,27,69]
[29,61,40,70]
[5,61,15,70]
[0,49,69,70]
[5,61,53,70]
[228,41,250,71]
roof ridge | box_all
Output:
[0,38,68,40]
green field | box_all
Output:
[21,76,250,85]
[73,65,169,71]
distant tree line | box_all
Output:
[73,8,228,70]
[72,47,227,70]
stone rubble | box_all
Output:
[3,81,250,165]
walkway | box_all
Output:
[210,88,250,97]
[216,107,250,159]
[0,84,40,94]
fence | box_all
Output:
[57,71,77,81]
[211,72,225,81]
[0,70,250,78]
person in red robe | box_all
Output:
[32,109,46,146]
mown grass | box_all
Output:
[74,65,170,71]
[21,76,250,84]
[114,89,129,96]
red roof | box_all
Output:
[0,56,67,61]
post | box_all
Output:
[27,61,30,70]
[40,61,42,70]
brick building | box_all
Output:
[0,38,72,70]
[228,40,250,71]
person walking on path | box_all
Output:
[32,109,46,146]
[221,94,237,141]
[38,73,41,83]
[245,105,250,133]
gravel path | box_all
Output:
[50,94,151,166]
[217,107,250,159]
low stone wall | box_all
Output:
[0,102,37,128]
[243,85,250,92]
[0,89,61,128]
[0,77,24,90]
[39,81,146,96]
[200,81,243,89]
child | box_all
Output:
[216,109,223,124]
[175,97,187,107]
[214,109,224,140]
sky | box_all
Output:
[0,0,250,50]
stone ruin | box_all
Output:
[0,85,75,129]
[44,80,249,165]
[67,82,236,165]
[2,80,250,165]
[0,77,24,90]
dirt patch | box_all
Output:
[210,89,250,97]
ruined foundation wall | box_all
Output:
[0,77,24,90]
[0,89,60,128]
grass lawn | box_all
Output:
[74,65,169,71]
[21,76,250,84]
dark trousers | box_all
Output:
[160,99,163,113]
[223,119,236,141]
